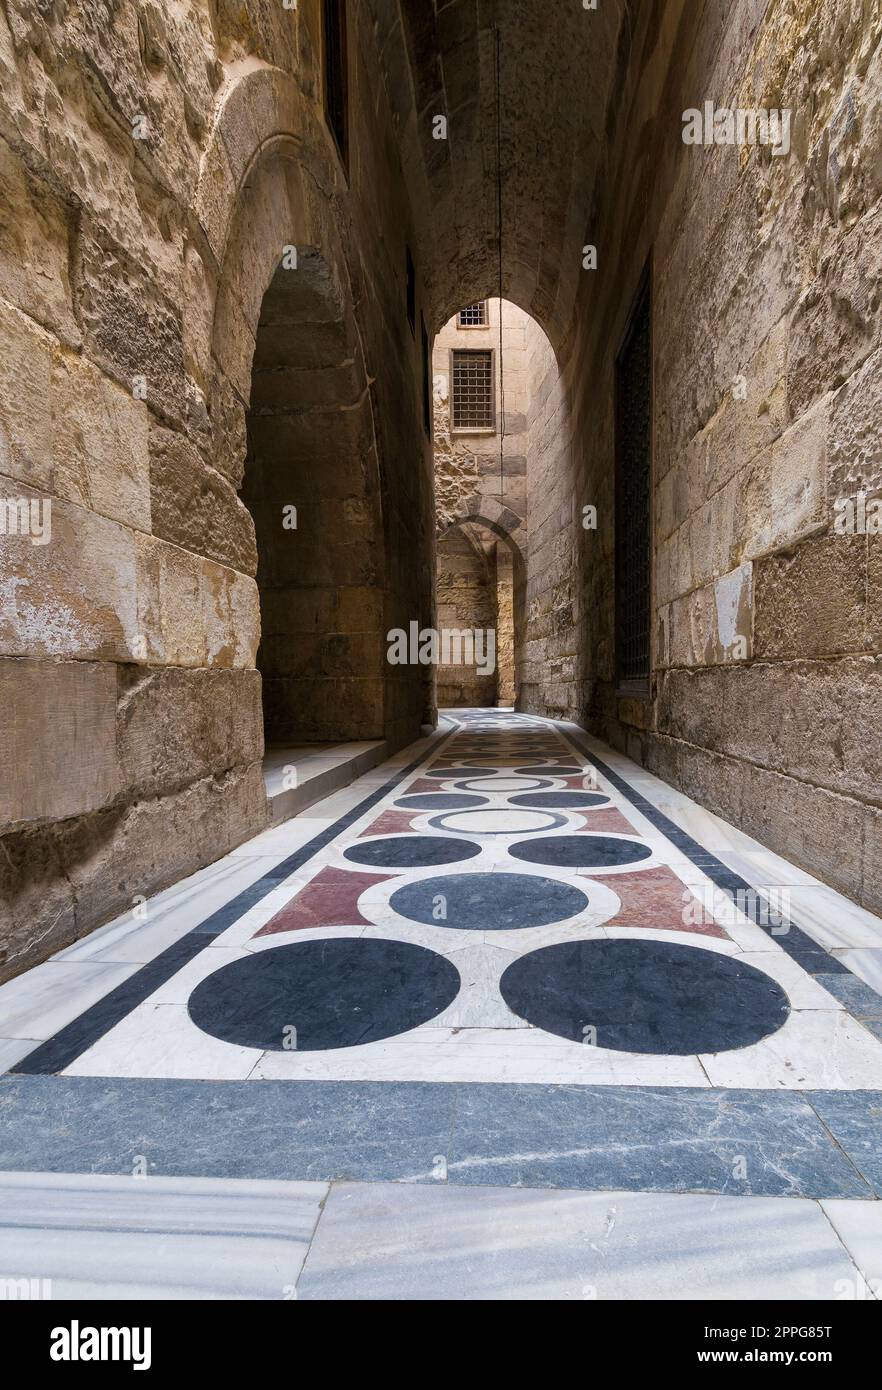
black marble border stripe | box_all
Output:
[558,727,882,1023]
[11,727,459,1076]
[0,1075,878,1200]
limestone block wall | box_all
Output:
[432,299,532,704]
[243,250,387,745]
[432,299,529,535]
[526,0,882,911]
[495,543,516,707]
[522,314,577,717]
[435,525,496,708]
[0,0,434,978]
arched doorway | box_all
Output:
[432,297,540,712]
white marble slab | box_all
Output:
[830,948,882,994]
[821,1200,882,1294]
[712,848,830,891]
[228,818,337,859]
[297,1183,870,1301]
[730,949,846,1010]
[251,1024,709,1086]
[0,1171,326,1300]
[0,960,139,1040]
[700,1008,882,1090]
[781,889,882,952]
[434,943,525,1029]
[64,1003,260,1081]
[144,947,249,1006]
[0,1036,41,1072]
[51,855,282,963]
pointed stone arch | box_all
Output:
[438,497,527,566]
[194,67,389,743]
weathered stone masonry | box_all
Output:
[520,0,882,913]
[0,1,435,978]
[432,299,531,706]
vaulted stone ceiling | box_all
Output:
[369,0,632,345]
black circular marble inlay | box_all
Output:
[189,939,460,1051]
[466,755,550,763]
[510,791,609,809]
[343,835,481,868]
[508,834,652,868]
[389,872,589,930]
[426,766,488,778]
[515,765,582,776]
[395,793,489,811]
[458,747,544,754]
[467,754,527,761]
[499,939,790,1054]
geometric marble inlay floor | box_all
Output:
[4,712,882,1094]
[2,712,882,1305]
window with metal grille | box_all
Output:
[451,349,495,431]
[457,302,488,328]
[323,0,348,169]
[614,269,652,691]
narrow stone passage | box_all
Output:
[2,0,881,1313]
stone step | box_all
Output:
[262,739,389,823]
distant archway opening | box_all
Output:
[432,298,542,711]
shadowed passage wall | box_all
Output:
[242,248,386,744]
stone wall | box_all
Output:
[522,315,574,716]
[0,0,435,978]
[432,299,528,537]
[523,0,882,912]
[243,249,387,745]
[432,299,532,704]
[435,524,496,708]
[495,543,516,706]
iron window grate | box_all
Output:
[615,273,652,689]
[452,350,494,430]
[458,302,488,327]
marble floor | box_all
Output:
[1,710,881,1298]
[0,1173,879,1301]
[8,709,881,1090]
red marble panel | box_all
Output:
[576,807,638,834]
[591,865,729,939]
[255,867,393,937]
[358,809,418,836]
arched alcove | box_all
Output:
[198,82,391,752]
[242,246,386,744]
